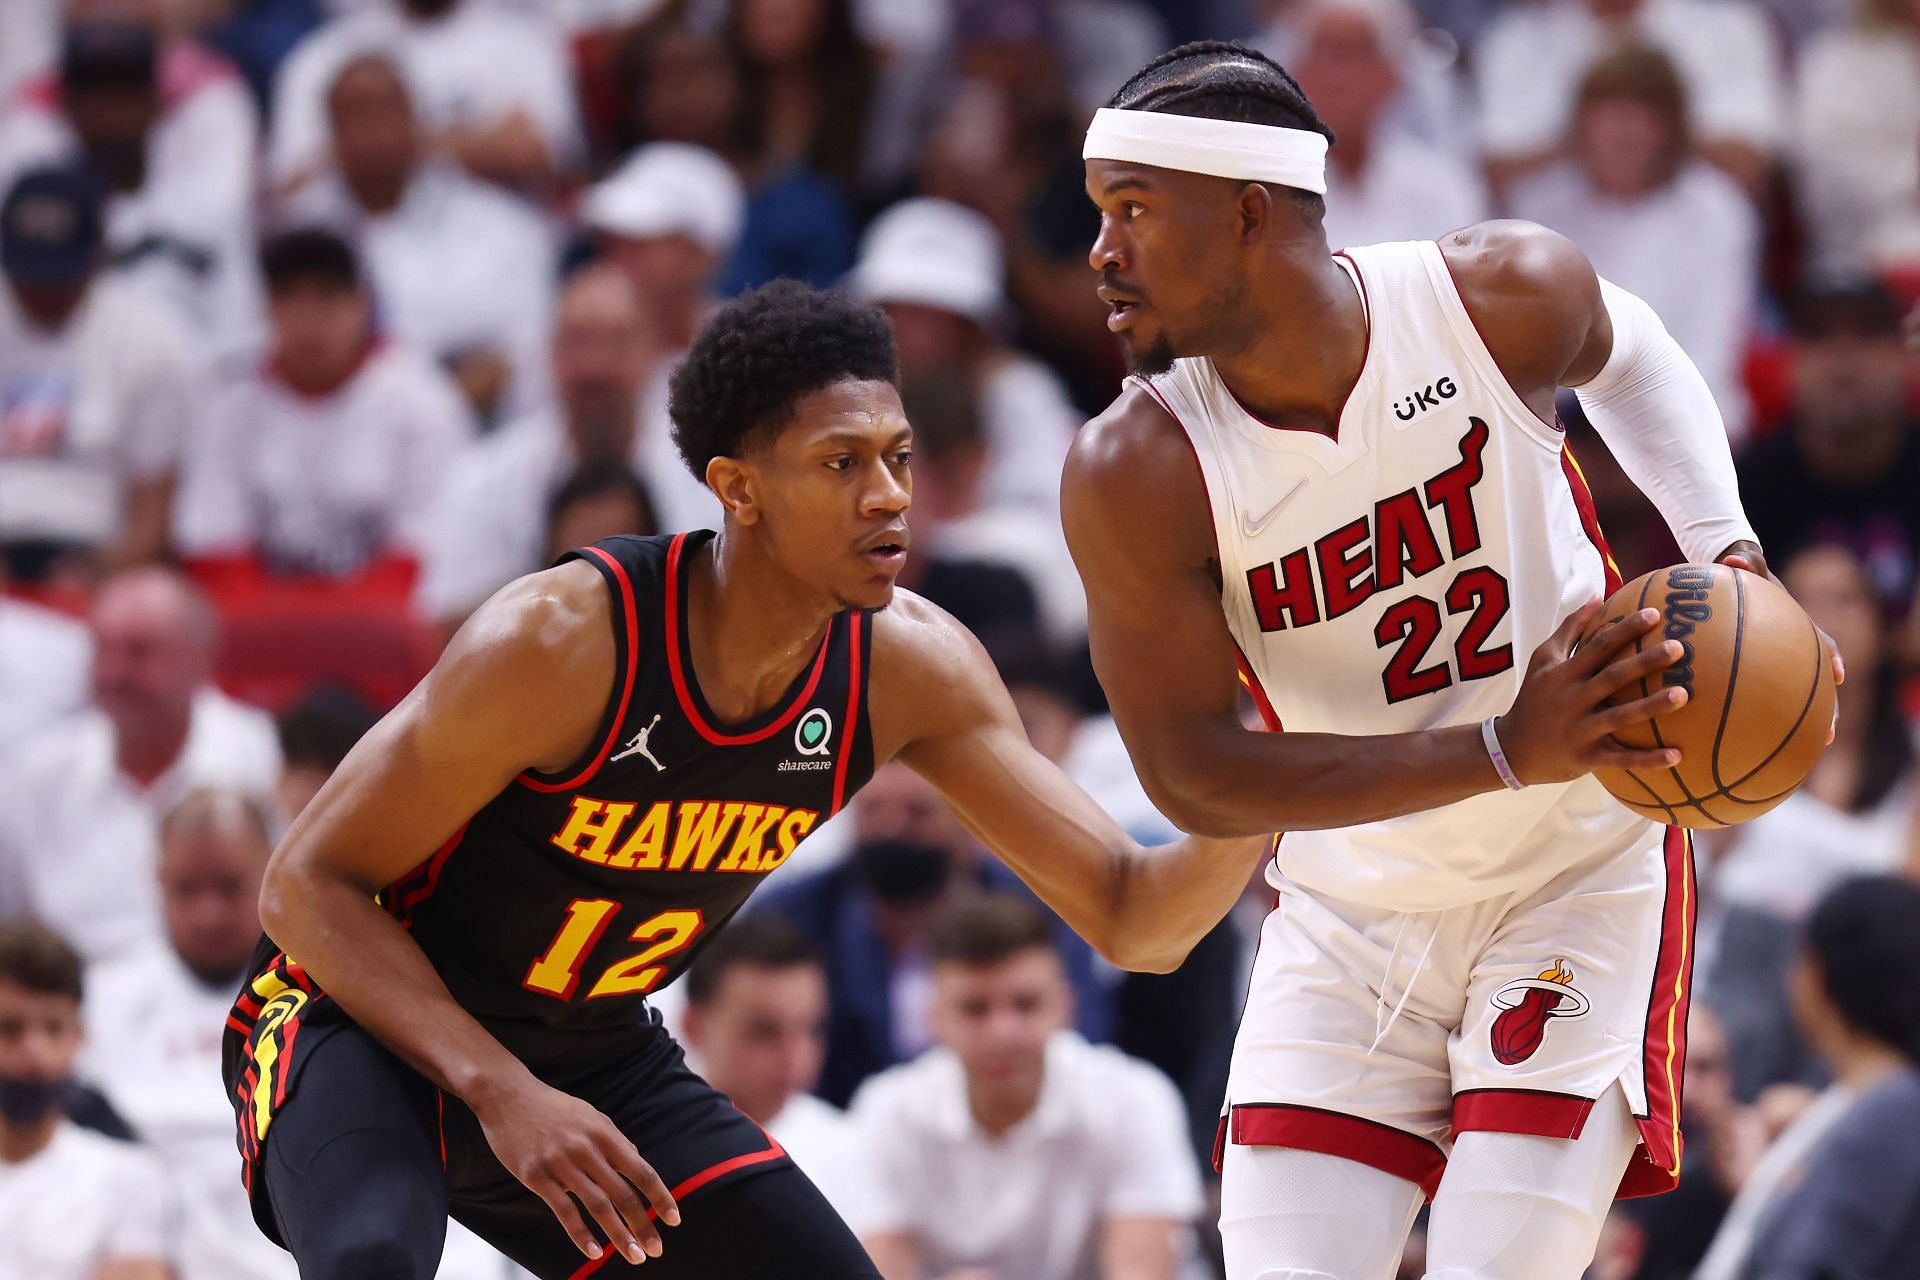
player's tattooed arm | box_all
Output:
[1058,387,1689,839]
[257,564,680,1265]
[870,592,1269,975]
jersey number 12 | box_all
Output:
[522,900,706,1001]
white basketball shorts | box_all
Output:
[1216,821,1692,1202]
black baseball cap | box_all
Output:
[1789,267,1903,340]
[1,165,107,287]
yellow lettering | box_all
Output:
[606,802,672,870]
[761,809,818,872]
[717,804,785,872]
[666,802,743,872]
[549,797,637,864]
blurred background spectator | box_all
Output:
[679,914,868,1218]
[278,52,556,424]
[1695,876,1920,1280]
[174,227,474,579]
[1290,0,1488,247]
[1,163,198,584]
[417,262,706,630]
[0,9,264,353]
[269,0,581,198]
[0,0,1917,1272]
[0,568,280,959]
[849,894,1204,1280]
[1508,46,1758,441]
[0,920,169,1280]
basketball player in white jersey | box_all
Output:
[1063,41,1840,1280]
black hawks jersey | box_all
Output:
[230,530,876,1070]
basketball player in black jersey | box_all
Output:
[223,281,1678,1279]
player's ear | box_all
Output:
[706,455,760,526]
[1236,181,1273,245]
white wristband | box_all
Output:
[1481,716,1525,791]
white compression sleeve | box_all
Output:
[1571,279,1760,566]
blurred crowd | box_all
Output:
[0,0,1917,1277]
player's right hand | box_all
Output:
[472,1076,681,1265]
[1496,601,1688,786]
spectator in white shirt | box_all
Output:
[80,788,521,1280]
[1290,0,1488,249]
[1475,0,1785,196]
[1507,47,1759,442]
[851,894,1204,1280]
[680,915,868,1220]
[1793,0,1920,272]
[417,263,716,629]
[0,568,281,961]
[584,142,747,355]
[270,0,581,196]
[0,18,263,353]
[281,53,556,425]
[0,921,168,1280]
[174,228,475,578]
[1,163,197,581]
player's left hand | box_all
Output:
[1719,542,1844,742]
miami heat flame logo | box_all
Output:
[1489,960,1591,1066]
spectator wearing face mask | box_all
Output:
[0,920,169,1280]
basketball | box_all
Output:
[1581,563,1835,829]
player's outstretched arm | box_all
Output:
[871,594,1270,974]
[1060,387,1689,841]
[256,564,679,1267]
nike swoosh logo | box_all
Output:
[1240,481,1304,538]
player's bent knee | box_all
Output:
[298,1235,438,1280]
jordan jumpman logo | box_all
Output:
[610,714,665,772]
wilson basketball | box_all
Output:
[1582,563,1835,829]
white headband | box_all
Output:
[1082,107,1329,195]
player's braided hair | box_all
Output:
[668,278,899,479]
[1107,41,1333,220]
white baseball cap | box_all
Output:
[583,143,746,259]
[848,197,1006,328]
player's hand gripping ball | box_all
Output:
[1579,563,1836,828]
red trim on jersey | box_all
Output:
[1621,826,1693,1199]
[1560,445,1626,595]
[519,545,642,792]
[1227,1103,1446,1200]
[829,612,864,815]
[225,1013,252,1036]
[664,533,833,746]
[272,1012,300,1108]
[564,1134,790,1278]
[1452,1089,1595,1140]
[1434,243,1560,436]
[386,823,470,929]
[436,1090,448,1167]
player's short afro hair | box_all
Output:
[669,278,899,479]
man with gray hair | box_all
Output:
[0,568,280,960]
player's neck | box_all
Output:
[687,532,838,724]
[0,1113,61,1164]
[1207,251,1368,434]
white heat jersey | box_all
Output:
[1139,239,1653,913]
